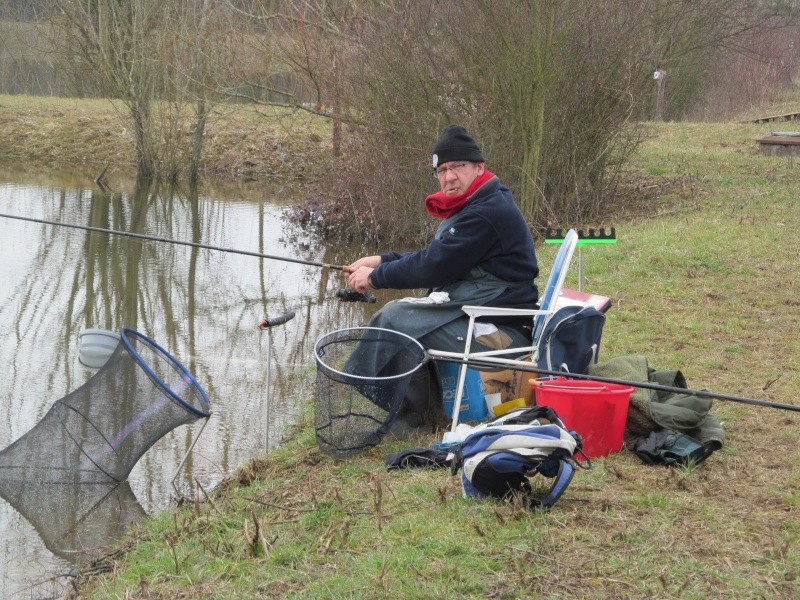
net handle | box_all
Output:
[120,328,211,418]
[314,326,429,381]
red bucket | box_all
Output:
[533,377,634,458]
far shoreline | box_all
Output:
[0,94,332,184]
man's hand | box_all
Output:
[344,255,381,293]
[345,255,381,273]
[347,266,374,293]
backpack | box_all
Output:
[450,406,585,509]
[537,305,605,374]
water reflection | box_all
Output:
[0,168,390,598]
[1,479,146,564]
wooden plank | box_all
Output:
[757,136,800,146]
[750,112,800,124]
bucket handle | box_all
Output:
[531,379,608,393]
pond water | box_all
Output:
[0,165,393,598]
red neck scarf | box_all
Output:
[424,170,496,219]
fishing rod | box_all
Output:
[0,211,377,303]
[428,351,800,413]
[0,211,346,271]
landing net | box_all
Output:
[0,328,210,485]
[314,327,427,458]
[0,328,210,561]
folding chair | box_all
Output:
[428,229,579,432]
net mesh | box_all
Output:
[0,328,209,562]
[314,327,427,458]
[0,328,210,485]
[0,479,146,563]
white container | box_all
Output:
[78,328,121,368]
[484,392,502,415]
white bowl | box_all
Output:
[78,328,121,368]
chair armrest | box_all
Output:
[461,305,549,318]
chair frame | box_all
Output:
[429,229,579,432]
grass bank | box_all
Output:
[0,94,331,181]
[0,96,788,599]
[52,112,800,598]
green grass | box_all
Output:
[65,110,800,599]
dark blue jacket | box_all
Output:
[370,177,539,309]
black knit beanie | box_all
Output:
[431,125,484,168]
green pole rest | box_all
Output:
[544,227,617,246]
[543,227,617,291]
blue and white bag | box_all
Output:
[451,406,584,509]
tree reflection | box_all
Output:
[0,172,390,595]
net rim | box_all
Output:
[314,326,428,382]
[120,328,211,418]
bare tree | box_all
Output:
[293,0,798,244]
[51,0,231,181]
[15,0,800,194]
[158,0,223,182]
[53,0,167,178]
[640,0,800,120]
[217,0,356,159]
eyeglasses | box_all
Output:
[434,161,471,178]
